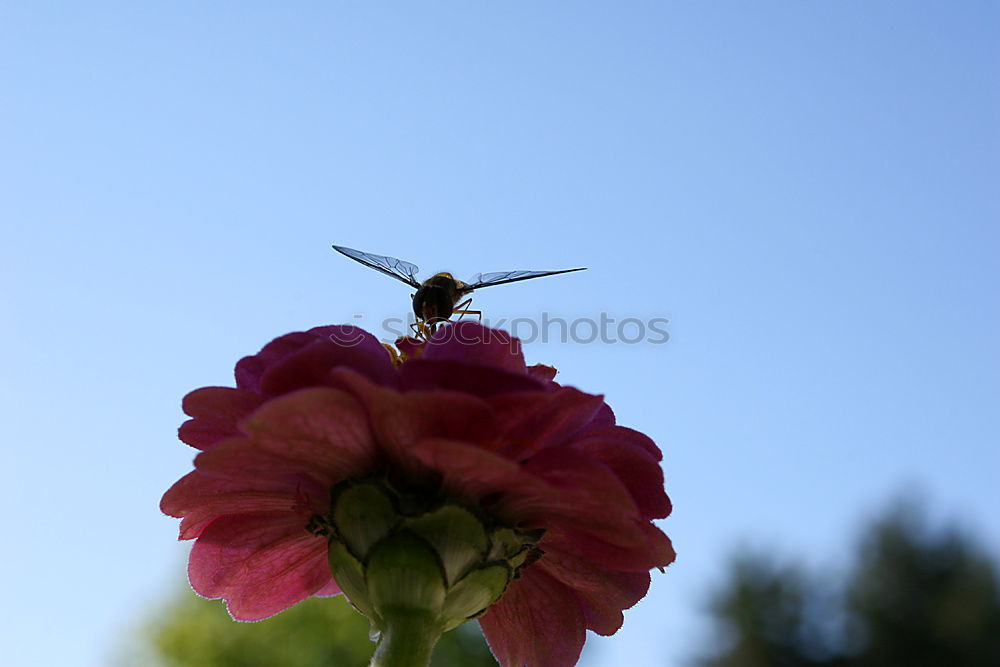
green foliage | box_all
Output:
[697,499,1000,667]
[139,588,498,667]
[847,504,1000,667]
[700,556,837,667]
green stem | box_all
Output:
[369,608,443,667]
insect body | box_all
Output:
[332,244,585,338]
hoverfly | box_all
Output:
[332,244,586,338]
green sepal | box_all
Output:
[366,530,448,617]
[487,526,521,560]
[327,538,379,625]
[440,563,511,631]
[317,476,549,662]
[333,482,398,560]
[404,505,488,586]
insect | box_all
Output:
[332,244,586,338]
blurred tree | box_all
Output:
[134,586,498,667]
[695,499,1000,667]
[846,502,1000,667]
[695,555,844,667]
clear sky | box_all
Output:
[3,3,997,666]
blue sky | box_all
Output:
[3,3,997,666]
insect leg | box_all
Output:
[409,320,434,340]
[452,298,483,323]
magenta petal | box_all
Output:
[160,470,326,540]
[544,522,676,572]
[259,337,399,395]
[193,443,341,493]
[330,369,497,465]
[235,326,387,394]
[412,438,644,549]
[236,331,322,393]
[490,389,606,457]
[314,579,342,597]
[479,567,586,667]
[400,359,544,396]
[572,435,671,520]
[189,511,332,621]
[592,402,616,427]
[525,363,558,383]
[233,388,378,480]
[422,322,528,375]
[409,438,552,525]
[577,424,660,460]
[518,446,643,544]
[179,387,266,450]
[536,548,651,635]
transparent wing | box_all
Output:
[332,245,421,287]
[464,267,586,291]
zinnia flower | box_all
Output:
[161,322,674,667]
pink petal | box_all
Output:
[576,424,661,460]
[235,326,389,394]
[526,363,558,383]
[259,338,399,395]
[178,387,266,450]
[572,435,671,520]
[409,438,552,525]
[543,522,676,572]
[314,579,343,597]
[422,322,528,375]
[160,470,327,540]
[479,566,586,667]
[189,511,333,621]
[536,548,651,635]
[236,331,322,393]
[412,439,644,549]
[193,444,343,495]
[592,402,616,427]
[400,359,544,396]
[330,369,497,467]
[231,387,378,481]
[489,389,606,458]
[517,446,644,545]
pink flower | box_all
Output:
[161,322,674,667]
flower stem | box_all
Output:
[369,608,443,667]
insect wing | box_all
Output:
[332,245,421,287]
[466,267,586,290]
